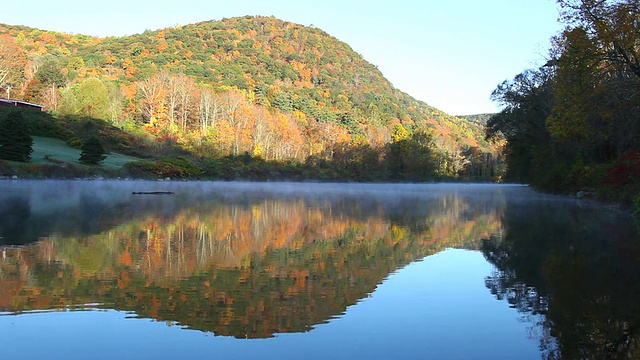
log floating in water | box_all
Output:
[131,191,175,195]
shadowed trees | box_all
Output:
[0,111,33,162]
[482,199,640,359]
[488,0,640,199]
[486,68,555,185]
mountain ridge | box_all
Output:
[0,16,501,179]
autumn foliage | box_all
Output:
[605,149,640,188]
[0,192,502,337]
[0,16,501,180]
[487,0,640,201]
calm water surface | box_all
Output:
[0,181,638,359]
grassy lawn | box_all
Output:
[31,136,143,167]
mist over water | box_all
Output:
[0,180,637,359]
[0,180,562,246]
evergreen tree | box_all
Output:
[0,111,33,162]
[79,135,107,165]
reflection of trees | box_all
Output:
[0,188,175,245]
[0,196,31,245]
[0,193,503,338]
[482,201,640,359]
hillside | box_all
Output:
[30,136,142,167]
[457,113,494,126]
[0,16,501,179]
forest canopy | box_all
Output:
[0,16,501,181]
[487,0,640,202]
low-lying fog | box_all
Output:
[0,180,597,246]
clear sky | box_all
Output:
[1,0,562,115]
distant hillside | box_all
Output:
[457,113,494,126]
[0,16,501,178]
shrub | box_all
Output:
[66,137,83,148]
[123,160,156,178]
[123,157,203,179]
[605,149,640,187]
[155,157,203,178]
[201,158,228,179]
[602,149,640,203]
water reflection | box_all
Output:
[0,181,504,338]
[0,195,31,243]
[481,199,640,359]
[2,181,638,359]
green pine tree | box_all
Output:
[0,111,34,162]
[79,135,107,165]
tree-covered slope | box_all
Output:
[79,17,477,136]
[0,16,501,179]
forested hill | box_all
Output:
[457,114,493,126]
[0,16,500,179]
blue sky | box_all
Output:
[2,0,562,115]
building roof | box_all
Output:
[0,97,45,109]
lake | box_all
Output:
[0,181,638,359]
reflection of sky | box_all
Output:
[1,249,540,360]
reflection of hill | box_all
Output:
[0,183,505,338]
[0,181,189,245]
[481,201,640,359]
[0,181,506,246]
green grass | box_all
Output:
[31,136,143,167]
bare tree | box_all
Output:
[198,87,221,135]
[137,76,166,125]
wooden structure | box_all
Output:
[0,98,44,111]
